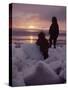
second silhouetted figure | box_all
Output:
[36,31,49,59]
[49,16,59,48]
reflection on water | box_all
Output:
[30,36,34,43]
[12,29,66,44]
[12,36,36,44]
[12,35,66,45]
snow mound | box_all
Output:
[24,61,61,85]
[44,46,66,76]
[21,43,44,60]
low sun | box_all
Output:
[28,25,35,29]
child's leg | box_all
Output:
[49,37,52,48]
[53,38,57,48]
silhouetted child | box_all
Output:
[49,17,59,48]
[36,32,49,59]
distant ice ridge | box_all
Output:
[12,43,66,86]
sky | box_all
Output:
[11,3,66,31]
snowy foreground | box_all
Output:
[12,43,66,86]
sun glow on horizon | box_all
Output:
[28,25,36,29]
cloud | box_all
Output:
[12,3,66,21]
[12,3,66,30]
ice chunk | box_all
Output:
[24,61,61,85]
[21,43,44,60]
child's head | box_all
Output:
[52,16,57,24]
[38,31,45,39]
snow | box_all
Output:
[21,44,44,60]
[24,61,61,85]
[12,43,66,86]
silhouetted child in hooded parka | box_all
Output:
[36,32,49,59]
[49,17,59,48]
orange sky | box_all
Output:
[12,16,66,31]
[10,3,66,31]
